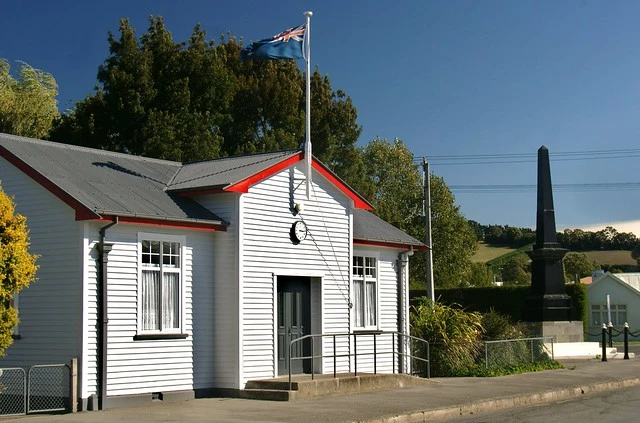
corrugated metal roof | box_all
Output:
[353,208,425,248]
[169,150,300,192]
[0,134,226,225]
[1,133,424,247]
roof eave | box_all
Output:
[97,213,228,231]
[354,238,428,251]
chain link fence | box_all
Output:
[482,337,554,368]
[28,364,70,414]
[0,368,26,416]
[0,364,71,416]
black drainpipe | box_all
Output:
[97,217,118,410]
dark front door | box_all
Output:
[277,277,311,376]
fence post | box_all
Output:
[485,342,488,369]
[624,323,629,360]
[608,322,614,348]
[70,358,78,413]
[601,323,608,362]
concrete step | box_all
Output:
[549,342,636,359]
[242,373,432,401]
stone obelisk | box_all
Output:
[524,146,574,328]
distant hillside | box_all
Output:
[472,242,519,263]
[583,250,636,266]
[473,242,637,267]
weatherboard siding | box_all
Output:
[353,246,404,373]
[192,192,240,389]
[240,164,353,384]
[98,225,199,397]
[0,156,84,370]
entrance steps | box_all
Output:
[549,342,636,360]
[241,373,432,401]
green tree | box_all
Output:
[359,138,476,288]
[0,58,59,139]
[563,252,598,282]
[502,252,531,285]
[429,174,478,287]
[51,16,365,186]
[0,184,38,355]
[469,262,495,287]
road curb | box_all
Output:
[362,377,640,422]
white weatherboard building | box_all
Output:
[0,133,424,409]
[586,272,640,342]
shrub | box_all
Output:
[410,297,484,377]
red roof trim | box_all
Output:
[225,152,304,193]
[0,145,101,221]
[313,161,372,210]
[222,151,373,210]
[354,239,428,251]
[99,215,227,232]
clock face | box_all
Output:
[292,220,307,242]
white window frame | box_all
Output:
[590,303,627,326]
[352,255,379,330]
[137,233,186,335]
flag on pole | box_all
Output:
[240,24,306,61]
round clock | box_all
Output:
[291,220,308,242]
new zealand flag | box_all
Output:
[241,23,306,61]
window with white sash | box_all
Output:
[591,304,627,326]
[353,256,378,329]
[138,234,184,333]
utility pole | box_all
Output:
[423,158,435,301]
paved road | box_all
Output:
[453,384,640,423]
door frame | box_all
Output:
[274,274,322,377]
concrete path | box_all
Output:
[8,358,640,423]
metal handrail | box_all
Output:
[287,331,430,390]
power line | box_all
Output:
[413,148,640,166]
[450,182,640,194]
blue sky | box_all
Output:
[2,1,640,232]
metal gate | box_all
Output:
[0,364,70,416]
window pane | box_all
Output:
[366,281,376,326]
[353,256,363,276]
[365,257,376,278]
[162,273,180,329]
[142,240,161,267]
[353,280,364,327]
[142,270,161,330]
[162,242,180,268]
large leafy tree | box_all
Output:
[0,184,38,355]
[51,16,366,189]
[563,252,598,282]
[0,58,59,139]
[360,138,477,288]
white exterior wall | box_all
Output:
[0,157,84,369]
[586,276,640,341]
[192,193,240,390]
[352,246,404,373]
[83,223,214,397]
[239,164,353,385]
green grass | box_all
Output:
[583,250,636,266]
[473,242,519,263]
[474,242,635,267]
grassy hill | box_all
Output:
[472,242,519,263]
[474,242,636,267]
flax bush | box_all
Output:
[410,297,484,377]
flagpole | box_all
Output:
[304,11,313,200]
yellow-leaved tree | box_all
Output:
[0,183,38,355]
